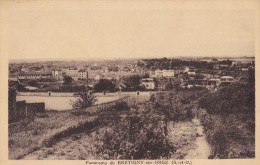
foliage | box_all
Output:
[94,79,117,92]
[140,58,214,70]
[123,75,142,91]
[72,90,97,109]
[199,83,254,115]
[113,101,129,111]
[63,76,73,85]
[93,103,176,159]
[197,75,255,159]
[150,90,208,121]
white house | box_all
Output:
[220,76,234,82]
[93,73,104,81]
[65,68,78,77]
[141,78,155,89]
[162,70,174,78]
[187,71,196,76]
[155,69,174,78]
[78,69,87,79]
[182,66,190,73]
[52,70,62,77]
[155,70,164,77]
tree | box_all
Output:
[94,79,116,92]
[124,75,141,91]
[72,90,97,109]
[63,76,73,85]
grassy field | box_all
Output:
[8,110,98,159]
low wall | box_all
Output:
[17,92,75,97]
[12,101,46,121]
[17,91,152,97]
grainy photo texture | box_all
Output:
[6,1,255,161]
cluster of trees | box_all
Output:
[94,75,146,92]
[150,89,208,121]
[199,69,254,117]
[63,76,73,85]
[122,75,145,91]
[197,70,255,158]
[94,79,117,92]
[199,83,254,116]
[138,58,214,70]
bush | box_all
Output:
[113,101,128,111]
[72,90,97,109]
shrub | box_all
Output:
[93,103,176,159]
[72,90,97,109]
[113,101,128,111]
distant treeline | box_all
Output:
[138,58,215,70]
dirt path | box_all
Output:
[167,120,197,159]
[184,118,211,159]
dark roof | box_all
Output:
[78,69,85,72]
[18,71,52,75]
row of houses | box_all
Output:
[9,71,53,81]
[140,76,237,90]
[8,69,119,81]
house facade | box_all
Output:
[14,71,52,80]
[141,78,155,90]
[78,69,87,79]
[153,69,174,78]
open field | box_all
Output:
[16,91,151,110]
[16,95,121,110]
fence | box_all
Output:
[96,96,130,111]
[84,94,151,114]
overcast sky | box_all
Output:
[7,2,255,60]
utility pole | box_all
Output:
[86,70,89,92]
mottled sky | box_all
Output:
[6,1,255,60]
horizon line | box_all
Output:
[9,55,255,62]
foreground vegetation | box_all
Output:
[90,78,255,159]
[9,95,149,160]
[198,81,255,158]
[8,110,98,159]
[90,88,207,159]
[9,76,255,159]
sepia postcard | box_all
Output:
[0,0,259,165]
